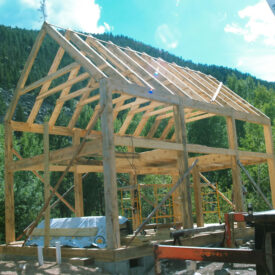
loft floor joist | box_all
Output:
[4,22,275,250]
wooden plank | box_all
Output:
[192,165,204,227]
[36,72,90,101]
[5,26,46,122]
[160,118,174,139]
[199,173,235,208]
[264,124,275,207]
[126,50,190,99]
[20,62,79,95]
[48,66,81,126]
[44,23,106,80]
[142,53,199,99]
[100,80,120,249]
[173,106,193,228]
[226,117,244,213]
[69,32,130,84]
[31,227,98,237]
[73,130,84,217]
[43,122,50,247]
[87,36,151,87]
[4,122,15,243]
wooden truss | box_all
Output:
[4,22,275,249]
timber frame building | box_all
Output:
[4,22,275,250]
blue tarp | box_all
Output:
[26,216,128,248]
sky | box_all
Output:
[0,0,275,82]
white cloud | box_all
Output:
[20,0,111,33]
[224,0,275,46]
[176,0,181,7]
[155,24,179,49]
[20,0,40,9]
[236,51,275,81]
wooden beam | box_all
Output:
[106,79,270,125]
[5,26,46,122]
[36,72,90,101]
[87,36,150,87]
[4,122,15,243]
[27,50,66,124]
[44,23,106,80]
[69,31,130,83]
[20,62,79,95]
[226,117,244,213]
[264,124,275,208]
[73,130,84,216]
[174,106,193,228]
[192,165,204,227]
[10,139,102,171]
[171,175,183,224]
[48,66,81,126]
[43,122,50,247]
[12,149,75,213]
[100,80,120,249]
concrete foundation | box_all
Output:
[95,255,155,275]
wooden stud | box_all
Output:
[4,122,15,243]
[226,117,244,213]
[100,80,120,249]
[43,122,51,247]
[173,106,193,228]
[264,124,275,207]
[192,165,204,227]
[73,130,84,217]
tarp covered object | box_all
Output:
[26,216,128,248]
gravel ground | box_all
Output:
[0,259,110,275]
[161,259,256,274]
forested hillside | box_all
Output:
[0,24,274,243]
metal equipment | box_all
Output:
[154,210,275,274]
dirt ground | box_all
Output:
[162,259,256,274]
[0,258,257,275]
[0,258,110,275]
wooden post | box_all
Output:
[171,175,183,224]
[100,79,120,249]
[173,106,193,229]
[192,165,204,227]
[129,172,140,230]
[43,122,50,247]
[4,122,15,243]
[264,124,275,208]
[128,146,140,230]
[226,117,244,213]
[73,130,84,217]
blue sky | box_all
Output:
[0,0,275,81]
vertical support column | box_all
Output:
[171,175,183,225]
[226,117,244,213]
[192,165,204,227]
[4,122,15,243]
[73,130,84,217]
[43,122,50,247]
[264,123,275,207]
[100,80,120,249]
[173,106,193,229]
[128,146,140,230]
